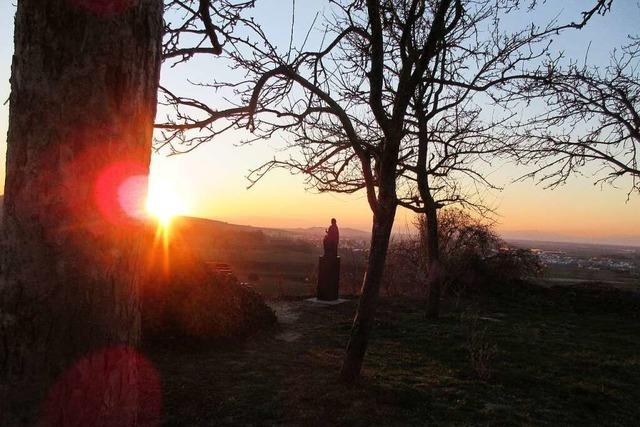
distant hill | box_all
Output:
[173,216,268,236]
[169,216,320,258]
[172,216,307,241]
[171,216,370,241]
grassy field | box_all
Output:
[144,283,640,426]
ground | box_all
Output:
[144,283,640,426]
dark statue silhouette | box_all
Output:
[323,218,340,257]
[317,218,341,301]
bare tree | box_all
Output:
[393,0,614,318]
[162,0,256,64]
[400,98,507,319]
[0,1,163,424]
[514,35,639,194]
[157,0,469,382]
[155,0,612,381]
[349,0,612,321]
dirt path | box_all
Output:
[268,300,303,342]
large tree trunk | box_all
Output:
[0,1,163,425]
[424,204,442,319]
[340,193,397,383]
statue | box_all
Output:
[323,218,339,257]
[317,218,340,301]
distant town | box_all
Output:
[507,240,640,288]
[532,249,636,273]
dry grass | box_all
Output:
[142,282,640,426]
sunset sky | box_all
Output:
[1,1,639,245]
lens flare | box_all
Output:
[95,161,148,226]
[118,175,148,221]
[42,346,161,426]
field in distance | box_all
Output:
[169,216,370,297]
[170,216,640,296]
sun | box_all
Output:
[146,180,184,227]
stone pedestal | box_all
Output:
[317,255,340,301]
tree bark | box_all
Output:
[0,1,163,425]
[424,203,442,319]
[340,192,397,383]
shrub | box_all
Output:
[141,237,276,341]
[382,209,543,297]
[485,248,544,285]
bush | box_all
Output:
[141,236,276,341]
[382,209,543,297]
[484,249,544,284]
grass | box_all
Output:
[143,283,640,426]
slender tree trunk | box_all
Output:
[424,203,442,319]
[340,192,397,383]
[0,1,163,425]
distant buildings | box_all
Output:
[526,249,638,274]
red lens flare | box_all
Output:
[119,174,149,221]
[42,346,162,427]
[95,161,149,226]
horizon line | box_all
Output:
[176,215,640,249]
